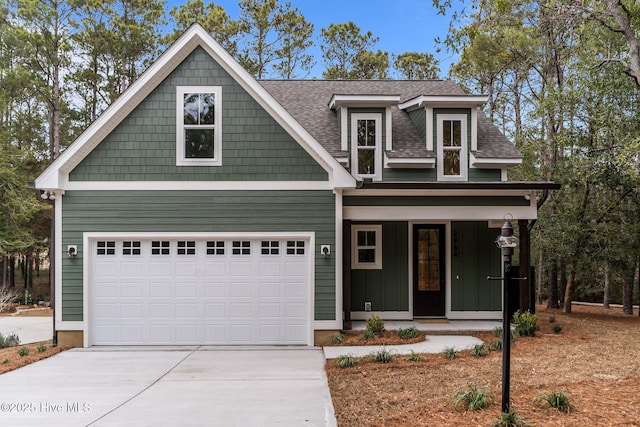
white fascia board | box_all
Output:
[470,152,523,168]
[384,156,435,169]
[65,181,333,191]
[329,94,401,110]
[399,95,489,110]
[343,188,533,197]
[344,205,537,221]
[35,24,356,191]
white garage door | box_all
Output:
[90,238,310,345]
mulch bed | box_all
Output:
[0,340,67,375]
[326,304,640,426]
[325,330,426,347]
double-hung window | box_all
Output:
[351,113,382,181]
[436,114,468,181]
[351,225,382,269]
[176,86,222,166]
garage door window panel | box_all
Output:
[97,241,116,255]
[286,241,305,255]
[177,241,196,255]
[207,241,225,255]
[123,241,141,255]
[232,241,250,255]
[261,241,279,255]
[152,241,170,255]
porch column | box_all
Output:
[518,219,531,313]
[342,220,352,330]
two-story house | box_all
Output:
[35,25,557,347]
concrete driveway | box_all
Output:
[0,347,337,427]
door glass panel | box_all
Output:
[443,150,460,176]
[418,229,440,291]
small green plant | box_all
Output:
[452,385,491,411]
[1,358,8,364]
[405,351,425,362]
[441,347,458,359]
[513,310,539,337]
[371,348,393,363]
[535,391,571,413]
[487,340,503,351]
[18,348,29,357]
[365,314,385,334]
[552,325,563,334]
[493,410,531,427]
[336,354,356,368]
[360,329,375,340]
[472,344,487,357]
[326,334,346,345]
[493,327,516,341]
[37,345,48,353]
[397,327,419,339]
[0,332,20,349]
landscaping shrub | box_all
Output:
[397,327,419,339]
[441,347,458,359]
[0,333,20,349]
[360,329,375,340]
[405,351,424,362]
[553,325,563,334]
[452,385,491,411]
[18,348,29,357]
[371,348,393,363]
[513,310,539,337]
[365,314,385,334]
[472,344,487,357]
[493,410,531,427]
[37,345,48,353]
[326,334,346,345]
[336,354,356,368]
[535,391,571,413]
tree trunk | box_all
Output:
[547,262,560,308]
[603,261,611,309]
[563,267,575,313]
[9,256,15,288]
[605,0,640,97]
[1,256,6,288]
[536,247,544,305]
[559,261,567,307]
[622,264,634,315]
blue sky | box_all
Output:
[165,0,465,78]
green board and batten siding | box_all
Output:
[69,46,327,182]
[62,47,336,322]
[351,222,409,312]
[61,190,336,321]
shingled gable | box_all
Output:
[35,24,355,191]
[259,80,523,166]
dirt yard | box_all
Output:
[326,304,640,426]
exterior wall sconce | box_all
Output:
[321,245,330,258]
[67,245,77,259]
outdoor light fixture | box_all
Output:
[40,190,56,200]
[492,213,524,415]
[321,245,331,258]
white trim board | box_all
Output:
[64,181,333,191]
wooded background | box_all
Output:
[1,0,638,314]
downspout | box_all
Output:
[527,188,549,233]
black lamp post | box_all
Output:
[495,215,519,414]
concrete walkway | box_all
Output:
[0,316,53,344]
[0,347,337,427]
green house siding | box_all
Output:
[382,168,437,182]
[408,109,426,143]
[60,190,336,321]
[351,222,408,312]
[69,47,327,182]
[451,221,502,311]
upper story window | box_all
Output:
[351,113,382,181]
[176,86,222,166]
[437,114,468,181]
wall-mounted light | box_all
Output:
[67,245,77,259]
[321,245,331,258]
[41,190,56,200]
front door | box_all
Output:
[413,225,446,317]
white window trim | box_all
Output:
[351,224,382,269]
[176,86,222,166]
[436,114,468,181]
[350,113,382,182]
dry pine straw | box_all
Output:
[0,340,67,375]
[325,305,640,427]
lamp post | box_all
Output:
[495,215,519,414]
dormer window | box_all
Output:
[351,113,382,181]
[437,114,467,181]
